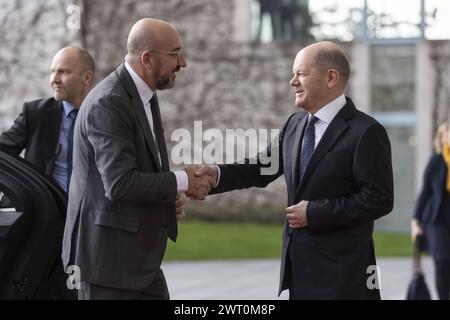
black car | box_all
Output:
[0,150,75,299]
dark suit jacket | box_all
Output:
[212,97,393,299]
[61,64,178,291]
[0,98,62,176]
[414,154,447,225]
[413,154,449,255]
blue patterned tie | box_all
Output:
[67,109,78,192]
[299,115,318,182]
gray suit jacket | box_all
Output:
[62,64,178,291]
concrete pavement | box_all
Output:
[162,257,437,300]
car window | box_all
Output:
[0,192,14,210]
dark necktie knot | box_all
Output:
[149,95,156,107]
[308,115,319,127]
[69,109,78,120]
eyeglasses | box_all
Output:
[148,48,185,62]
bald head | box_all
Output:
[125,18,186,91]
[49,46,95,108]
[301,41,350,86]
[127,18,178,57]
[54,46,95,73]
[290,41,350,112]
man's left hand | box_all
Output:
[286,200,309,229]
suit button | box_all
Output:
[162,223,168,229]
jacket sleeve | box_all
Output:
[412,156,436,222]
[85,94,177,203]
[0,102,29,155]
[211,114,296,194]
[307,122,394,232]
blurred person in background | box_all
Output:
[411,121,450,300]
[0,46,95,193]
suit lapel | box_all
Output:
[48,100,62,147]
[46,100,63,175]
[115,64,162,172]
[296,101,355,194]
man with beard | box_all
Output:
[61,18,216,300]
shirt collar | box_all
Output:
[62,100,76,117]
[124,62,154,105]
[312,94,346,125]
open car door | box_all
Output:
[0,150,75,299]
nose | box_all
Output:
[178,52,187,68]
[290,74,298,87]
[50,71,61,84]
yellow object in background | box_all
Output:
[442,144,450,193]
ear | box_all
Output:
[326,69,339,88]
[140,51,156,71]
[82,70,94,86]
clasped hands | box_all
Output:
[184,164,218,200]
[180,165,308,227]
[175,165,217,222]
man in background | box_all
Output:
[0,46,95,192]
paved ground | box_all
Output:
[162,257,437,300]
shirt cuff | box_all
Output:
[174,170,188,192]
[214,165,221,188]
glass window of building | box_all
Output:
[371,45,416,231]
[251,0,312,42]
[304,0,450,42]
[366,0,422,39]
[309,0,363,41]
[425,0,450,39]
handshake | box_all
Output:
[184,164,218,200]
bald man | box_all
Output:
[199,41,394,299]
[61,18,215,300]
[0,46,95,192]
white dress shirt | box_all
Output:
[308,93,346,148]
[125,62,188,192]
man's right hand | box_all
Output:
[184,165,218,200]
